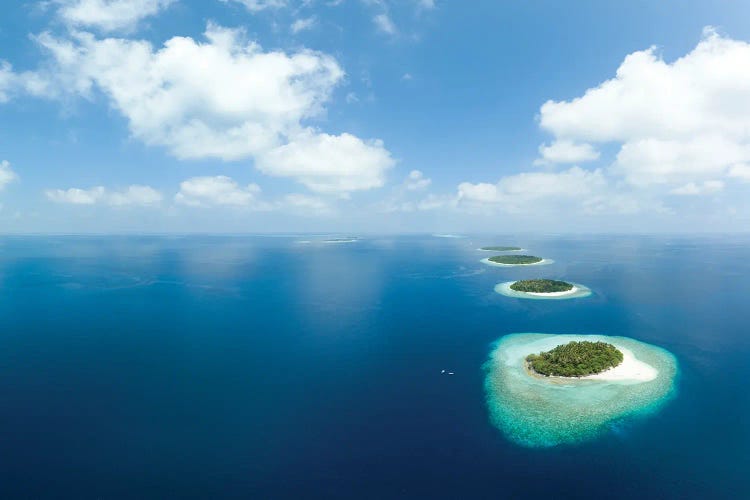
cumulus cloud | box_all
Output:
[281,193,334,215]
[174,176,267,208]
[374,14,397,35]
[256,130,394,193]
[173,175,338,214]
[30,24,342,159]
[291,17,317,34]
[535,140,600,165]
[220,0,286,12]
[24,23,392,195]
[539,28,750,190]
[0,63,15,103]
[375,169,443,213]
[0,60,52,101]
[45,184,162,206]
[0,160,18,189]
[53,0,177,32]
[405,169,430,190]
[456,166,652,215]
[728,163,750,182]
[670,180,724,196]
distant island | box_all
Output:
[510,279,573,293]
[480,246,522,251]
[323,237,359,243]
[488,255,542,265]
[526,341,624,377]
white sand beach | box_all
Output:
[525,286,580,297]
[580,347,658,382]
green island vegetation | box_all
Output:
[480,246,522,251]
[488,255,543,265]
[526,341,624,377]
[510,279,573,293]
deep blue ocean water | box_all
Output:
[0,235,747,499]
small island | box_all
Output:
[323,237,359,243]
[526,341,624,377]
[480,246,522,251]
[494,280,591,300]
[510,279,573,293]
[489,255,543,265]
[483,333,678,447]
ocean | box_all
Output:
[0,235,747,498]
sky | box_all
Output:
[1,0,750,234]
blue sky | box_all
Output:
[1,0,750,233]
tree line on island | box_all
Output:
[510,279,573,293]
[489,255,542,265]
[526,341,623,377]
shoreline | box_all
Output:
[524,286,579,297]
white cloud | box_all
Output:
[31,25,342,159]
[174,176,336,214]
[670,180,724,196]
[539,28,750,189]
[728,163,750,182]
[535,140,600,165]
[373,14,396,35]
[45,185,161,206]
[456,166,651,215]
[108,184,164,205]
[174,176,265,208]
[374,169,440,213]
[458,167,607,204]
[405,169,430,190]
[0,62,14,103]
[376,192,449,213]
[256,129,394,193]
[416,0,435,10]
[281,193,333,215]
[291,17,317,34]
[53,0,177,32]
[221,0,287,12]
[416,193,448,210]
[0,160,18,189]
[0,60,51,101]
[26,23,392,195]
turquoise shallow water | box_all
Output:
[484,333,678,447]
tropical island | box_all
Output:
[483,333,678,447]
[489,255,543,265]
[526,341,624,377]
[480,246,522,251]
[494,280,591,300]
[510,279,573,293]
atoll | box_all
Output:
[484,333,678,447]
